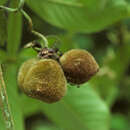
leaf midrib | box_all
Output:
[61,100,88,129]
[26,0,83,7]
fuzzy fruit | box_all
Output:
[60,49,99,85]
[18,58,67,103]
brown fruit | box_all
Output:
[18,58,67,103]
[60,49,99,85]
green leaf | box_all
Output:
[0,11,7,46]
[43,84,110,130]
[19,48,37,60]
[111,114,129,130]
[22,83,110,130]
[32,121,62,130]
[79,0,107,11]
[90,73,118,107]
[7,0,22,56]
[26,0,129,33]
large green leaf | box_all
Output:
[22,83,110,130]
[26,0,129,33]
[79,0,107,11]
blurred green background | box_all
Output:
[0,0,130,130]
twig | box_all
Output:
[20,9,48,47]
[0,1,49,48]
[0,5,17,12]
[18,0,25,10]
[0,65,15,130]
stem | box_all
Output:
[20,9,48,47]
[0,4,49,48]
[0,6,17,12]
[18,0,25,10]
[20,9,33,30]
[24,41,42,52]
[32,31,48,47]
[0,65,15,130]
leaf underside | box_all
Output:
[26,0,129,33]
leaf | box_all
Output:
[19,48,37,61]
[7,0,22,56]
[0,11,7,46]
[26,0,129,33]
[32,121,62,130]
[42,84,110,130]
[79,0,107,11]
[22,83,110,130]
[111,114,129,130]
[90,73,118,107]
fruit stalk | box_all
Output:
[0,65,15,130]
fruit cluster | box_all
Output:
[18,47,99,103]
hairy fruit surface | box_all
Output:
[60,49,99,85]
[18,58,67,103]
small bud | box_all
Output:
[18,58,67,103]
[60,49,99,85]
